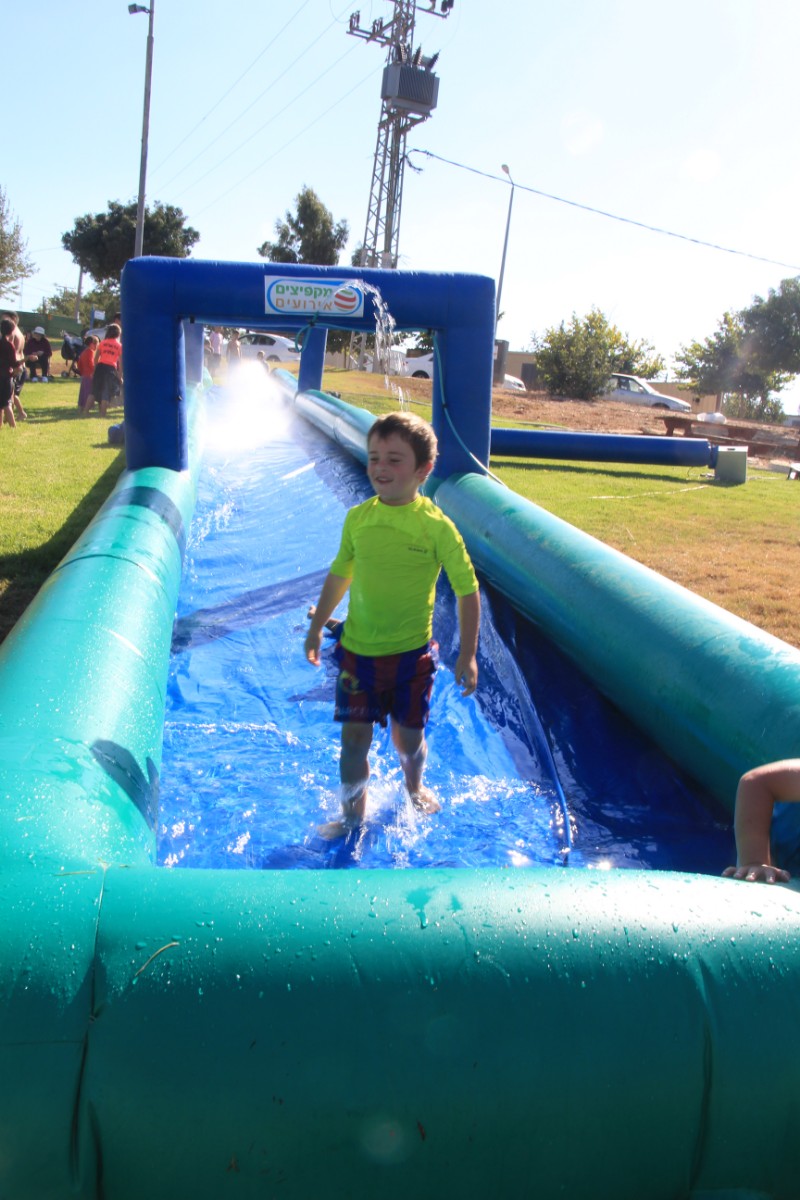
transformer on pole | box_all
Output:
[347,1,453,369]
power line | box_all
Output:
[154,15,351,195]
[410,149,800,273]
[192,64,381,218]
[176,40,363,201]
[149,0,316,178]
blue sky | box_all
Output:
[6,0,800,408]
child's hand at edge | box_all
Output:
[305,629,323,666]
[454,653,478,697]
[722,863,791,884]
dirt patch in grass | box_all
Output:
[490,387,800,463]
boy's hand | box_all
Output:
[304,629,323,666]
[454,652,478,697]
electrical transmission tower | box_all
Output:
[347,1,453,367]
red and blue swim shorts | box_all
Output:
[333,640,439,730]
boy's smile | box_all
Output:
[367,434,431,506]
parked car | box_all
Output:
[603,373,691,412]
[404,352,435,379]
[502,374,526,392]
[351,348,407,374]
[239,332,300,363]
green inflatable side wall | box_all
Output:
[1,387,800,1199]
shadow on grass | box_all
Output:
[0,455,126,645]
[22,401,124,426]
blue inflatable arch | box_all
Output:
[121,257,495,479]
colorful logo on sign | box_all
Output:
[333,286,360,313]
[264,278,365,318]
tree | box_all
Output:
[743,276,800,376]
[40,283,121,328]
[258,186,348,265]
[531,309,665,401]
[675,311,789,420]
[62,200,200,285]
[0,186,35,297]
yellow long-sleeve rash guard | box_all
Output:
[329,495,478,657]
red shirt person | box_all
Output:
[85,324,123,417]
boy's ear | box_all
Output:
[417,460,434,481]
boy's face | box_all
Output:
[367,433,431,506]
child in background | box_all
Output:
[86,323,123,418]
[0,317,22,428]
[305,411,481,839]
[1,311,27,420]
[76,335,98,411]
[723,759,800,884]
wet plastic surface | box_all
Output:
[158,378,731,872]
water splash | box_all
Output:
[354,279,409,410]
[203,365,292,456]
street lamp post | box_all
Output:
[130,2,155,259]
[495,162,515,334]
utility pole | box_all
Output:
[130,1,156,259]
[347,1,452,369]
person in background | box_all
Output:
[1,311,27,420]
[305,411,481,840]
[208,327,223,376]
[0,317,23,428]
[722,759,800,884]
[76,335,98,411]
[85,323,123,418]
[24,326,53,381]
[226,330,241,369]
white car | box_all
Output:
[239,332,300,363]
[404,352,435,379]
[603,373,691,412]
[403,358,526,392]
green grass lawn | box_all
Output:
[0,376,126,640]
[1,368,798,648]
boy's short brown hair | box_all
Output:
[106,323,121,339]
[368,411,438,468]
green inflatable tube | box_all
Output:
[434,472,800,809]
[2,387,800,1198]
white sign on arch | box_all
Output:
[264,277,365,318]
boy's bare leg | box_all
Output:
[392,723,440,814]
[317,721,373,839]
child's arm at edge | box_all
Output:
[304,572,350,666]
[722,758,800,883]
[454,590,480,697]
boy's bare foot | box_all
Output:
[409,787,440,814]
[317,816,362,840]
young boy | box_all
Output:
[722,759,800,884]
[87,324,123,418]
[305,412,480,839]
[0,317,22,428]
[76,334,98,411]
[1,311,27,420]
